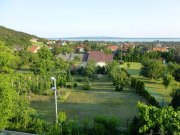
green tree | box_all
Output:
[85,61,96,77]
[0,42,19,73]
[31,46,54,75]
[171,88,180,110]
[141,60,165,82]
[0,75,19,129]
[163,74,174,89]
[137,102,180,134]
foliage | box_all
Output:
[141,60,165,80]
[115,84,124,91]
[83,81,91,90]
[0,75,19,129]
[171,88,180,110]
[73,82,78,87]
[58,111,67,124]
[0,26,34,47]
[131,78,160,107]
[174,67,180,82]
[107,60,119,74]
[85,61,96,77]
[0,42,19,73]
[96,66,107,74]
[127,63,130,68]
[30,46,54,75]
[162,74,174,89]
[94,115,119,135]
[111,67,129,86]
[136,102,180,134]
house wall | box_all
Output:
[96,62,106,67]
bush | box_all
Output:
[83,82,90,90]
[130,77,160,107]
[115,84,123,91]
[77,78,83,82]
[73,82,78,87]
[66,84,73,89]
[94,115,119,135]
[119,60,124,65]
[94,123,105,135]
[127,63,130,68]
[43,89,54,96]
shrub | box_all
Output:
[83,82,90,90]
[115,84,123,91]
[94,123,105,135]
[66,84,73,89]
[127,63,130,68]
[119,60,124,65]
[94,115,119,135]
[73,82,78,87]
[77,78,83,82]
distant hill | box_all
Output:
[61,36,122,39]
[0,26,37,47]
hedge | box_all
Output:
[130,77,160,107]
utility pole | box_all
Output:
[51,77,58,124]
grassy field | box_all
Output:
[121,62,175,106]
[30,75,145,127]
[31,41,47,46]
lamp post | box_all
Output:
[51,77,58,124]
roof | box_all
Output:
[29,46,40,53]
[153,47,168,52]
[107,45,119,51]
[87,51,113,62]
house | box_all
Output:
[76,45,86,53]
[47,41,56,45]
[30,38,38,42]
[120,43,135,52]
[87,51,113,67]
[107,45,119,52]
[152,47,169,52]
[29,46,40,53]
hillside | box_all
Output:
[0,26,37,47]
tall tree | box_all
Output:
[0,42,19,73]
[0,75,19,129]
[31,46,54,75]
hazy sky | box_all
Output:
[0,0,180,38]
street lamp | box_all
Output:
[51,77,58,124]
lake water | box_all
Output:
[51,38,180,42]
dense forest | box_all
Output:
[0,26,48,48]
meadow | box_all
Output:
[30,75,145,127]
[121,62,174,106]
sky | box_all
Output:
[0,0,180,38]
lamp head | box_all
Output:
[51,77,56,81]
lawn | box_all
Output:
[30,75,145,127]
[31,41,47,46]
[121,62,174,106]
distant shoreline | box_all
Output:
[48,37,180,42]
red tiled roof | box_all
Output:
[29,46,40,53]
[107,45,119,51]
[153,47,168,52]
[87,51,113,62]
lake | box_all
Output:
[50,38,180,42]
